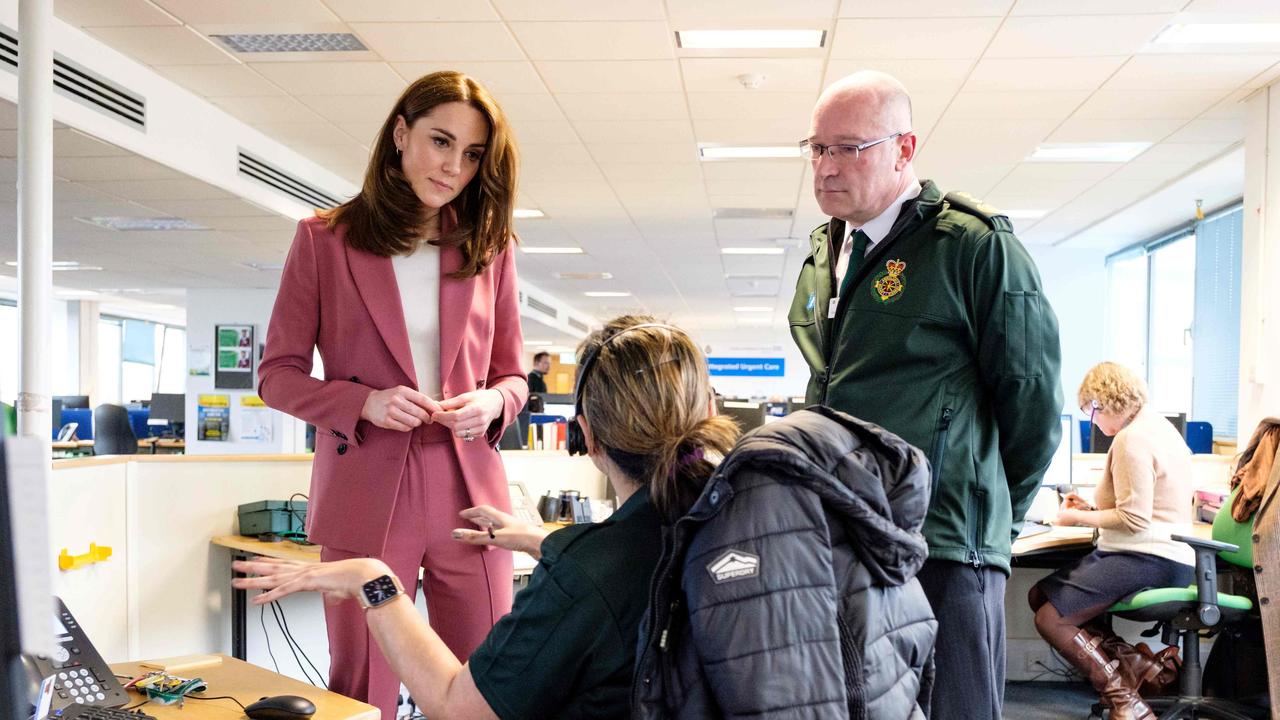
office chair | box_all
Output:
[1,402,14,436]
[92,404,138,456]
[1091,499,1265,720]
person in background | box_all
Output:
[257,71,526,718]
[1028,361,1194,720]
[237,316,738,720]
[527,350,550,394]
[788,69,1063,719]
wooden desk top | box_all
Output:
[111,654,377,720]
[1012,521,1214,557]
[212,536,323,563]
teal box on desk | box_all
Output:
[237,500,307,537]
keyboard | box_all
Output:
[52,704,156,720]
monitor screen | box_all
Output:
[718,400,766,434]
[1041,414,1073,488]
[147,393,186,424]
[53,396,89,410]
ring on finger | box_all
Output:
[463,428,474,442]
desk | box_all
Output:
[111,654,377,720]
[51,439,187,457]
[1011,522,1215,569]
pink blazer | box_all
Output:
[259,216,528,556]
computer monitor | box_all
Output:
[1041,414,1073,489]
[147,393,186,437]
[718,399,767,434]
[53,396,88,410]
[1090,412,1188,455]
[1162,412,1187,438]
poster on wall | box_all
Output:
[214,324,255,389]
[239,395,273,443]
[197,394,230,441]
[188,343,212,377]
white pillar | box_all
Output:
[15,0,53,439]
[1240,84,1280,445]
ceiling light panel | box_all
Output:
[76,216,211,231]
[211,33,368,53]
[1154,23,1280,44]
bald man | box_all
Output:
[788,71,1063,719]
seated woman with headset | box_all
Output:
[233,316,737,719]
[1028,361,1194,720]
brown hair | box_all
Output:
[1077,361,1147,416]
[577,315,740,522]
[321,71,518,278]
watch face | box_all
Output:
[362,575,399,607]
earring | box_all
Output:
[396,146,402,156]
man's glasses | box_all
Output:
[798,131,908,163]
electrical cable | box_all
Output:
[275,600,328,689]
[184,695,248,712]
[270,601,318,687]
[260,602,280,674]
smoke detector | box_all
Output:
[737,73,767,90]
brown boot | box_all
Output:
[1083,618,1178,697]
[1037,608,1154,720]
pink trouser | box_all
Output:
[320,435,513,719]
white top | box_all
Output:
[835,181,922,289]
[391,243,441,399]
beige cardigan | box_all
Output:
[1094,407,1195,566]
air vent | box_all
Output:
[238,150,344,209]
[567,317,589,333]
[0,26,146,129]
[212,33,367,54]
[526,296,558,319]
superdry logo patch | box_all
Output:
[707,550,760,584]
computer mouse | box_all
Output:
[244,694,317,720]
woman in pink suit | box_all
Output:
[258,71,526,719]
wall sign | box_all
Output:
[214,324,255,389]
[706,357,786,377]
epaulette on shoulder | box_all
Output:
[942,191,1013,233]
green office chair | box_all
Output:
[1,402,15,437]
[1092,493,1264,720]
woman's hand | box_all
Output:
[1062,492,1094,511]
[361,386,442,432]
[232,556,392,605]
[452,504,549,559]
[1051,508,1084,527]
[432,389,505,442]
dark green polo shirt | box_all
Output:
[468,486,662,720]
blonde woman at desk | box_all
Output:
[1027,361,1194,720]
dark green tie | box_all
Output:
[839,229,871,297]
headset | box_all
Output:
[566,323,686,456]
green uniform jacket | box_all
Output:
[788,179,1063,574]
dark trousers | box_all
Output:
[917,559,1007,720]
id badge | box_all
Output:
[828,298,839,319]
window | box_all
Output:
[97,318,122,405]
[1105,204,1243,437]
[0,301,16,406]
[97,316,186,405]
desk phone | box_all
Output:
[508,481,542,525]
[28,597,129,712]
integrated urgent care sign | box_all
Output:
[706,357,785,377]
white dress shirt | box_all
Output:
[835,182,922,289]
[391,243,441,398]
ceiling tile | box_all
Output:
[212,95,324,124]
[1180,0,1280,20]
[523,161,607,183]
[715,217,794,240]
[823,58,970,95]
[55,0,180,27]
[1104,54,1280,90]
[694,117,808,144]
[250,61,407,95]
[255,122,358,145]
[491,0,664,21]
[54,156,182,183]
[52,129,130,158]
[1011,0,1183,13]
[510,21,673,61]
[1164,117,1246,144]
[81,178,233,201]
[142,197,277,218]
[512,119,581,144]
[1073,89,1228,121]
[598,163,703,182]
[668,0,837,20]
[1049,116,1188,143]
[155,64,285,97]
[295,95,398,125]
[838,0,1010,16]
[572,119,693,144]
[705,179,800,200]
[588,142,698,163]
[944,90,1090,119]
[150,0,339,25]
[831,17,1000,58]
[324,0,500,21]
[1110,141,1236,181]
[495,93,566,124]
[86,26,237,66]
[536,60,682,93]
[985,14,1173,57]
[352,22,524,62]
[680,58,825,93]
[688,92,814,122]
[702,160,804,182]
[390,61,545,94]
[964,57,1128,91]
[292,143,373,170]
[520,143,590,165]
[557,93,689,121]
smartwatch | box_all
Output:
[358,574,405,611]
